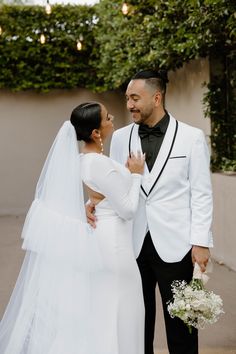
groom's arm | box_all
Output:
[189,130,213,271]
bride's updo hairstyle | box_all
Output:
[70,102,102,142]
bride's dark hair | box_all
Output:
[70,102,102,142]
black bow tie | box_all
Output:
[138,124,164,139]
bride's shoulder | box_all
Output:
[81,153,116,169]
[81,152,124,172]
[81,152,108,161]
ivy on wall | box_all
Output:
[0,0,235,171]
[203,52,236,172]
[0,4,97,91]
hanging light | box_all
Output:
[0,26,2,36]
[77,40,82,51]
[76,34,83,51]
[45,0,52,15]
[122,3,129,15]
[40,34,46,44]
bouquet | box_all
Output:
[167,262,224,333]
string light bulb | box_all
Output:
[76,34,84,51]
[40,34,46,44]
[122,3,129,15]
[77,40,82,51]
[45,0,52,15]
[0,26,2,36]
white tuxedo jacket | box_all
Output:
[110,114,213,262]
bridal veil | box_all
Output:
[0,121,102,354]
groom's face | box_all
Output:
[125,79,158,125]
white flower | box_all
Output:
[178,300,186,309]
[167,278,224,332]
[184,286,193,298]
[185,303,191,311]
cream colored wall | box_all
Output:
[0,89,127,214]
[166,58,211,138]
[211,174,236,271]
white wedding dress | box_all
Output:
[81,153,145,354]
[0,146,144,353]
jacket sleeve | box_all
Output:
[189,130,213,247]
[89,156,141,221]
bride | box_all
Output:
[0,102,145,354]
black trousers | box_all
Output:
[137,232,198,354]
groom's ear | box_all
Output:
[154,90,162,107]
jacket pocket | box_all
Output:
[169,155,187,159]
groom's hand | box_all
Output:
[86,202,97,228]
[191,245,210,272]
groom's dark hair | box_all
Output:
[132,69,169,101]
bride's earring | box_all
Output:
[99,136,104,154]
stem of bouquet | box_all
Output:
[188,324,193,334]
[193,261,212,285]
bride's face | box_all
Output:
[99,104,114,140]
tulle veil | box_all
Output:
[0,121,102,354]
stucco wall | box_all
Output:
[211,173,236,271]
[167,58,211,137]
[0,89,127,214]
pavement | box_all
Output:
[0,215,236,354]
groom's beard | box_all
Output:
[130,107,154,125]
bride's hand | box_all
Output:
[85,202,97,228]
[126,151,145,174]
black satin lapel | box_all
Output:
[129,124,148,197]
[128,124,135,158]
[147,120,178,196]
[141,185,148,197]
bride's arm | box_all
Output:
[89,155,143,220]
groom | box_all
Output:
[89,70,213,354]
